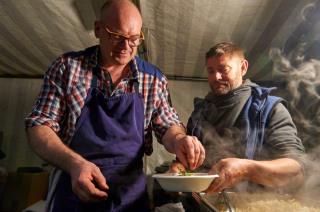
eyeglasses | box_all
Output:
[105,27,144,47]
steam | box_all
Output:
[201,127,244,170]
[301,3,316,22]
[269,48,320,150]
[269,44,320,202]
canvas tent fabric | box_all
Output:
[0,0,317,79]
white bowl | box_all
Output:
[153,173,219,192]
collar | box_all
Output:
[89,45,139,81]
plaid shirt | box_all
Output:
[25,45,181,151]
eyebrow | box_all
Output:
[113,30,141,37]
[217,64,231,69]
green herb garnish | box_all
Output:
[178,167,193,176]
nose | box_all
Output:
[118,38,131,49]
[214,71,223,81]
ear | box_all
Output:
[94,21,101,38]
[241,59,249,76]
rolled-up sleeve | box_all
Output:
[151,77,182,141]
[25,56,67,133]
[265,103,307,173]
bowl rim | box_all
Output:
[152,173,219,179]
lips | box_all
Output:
[214,83,227,90]
[114,50,127,55]
[113,51,130,58]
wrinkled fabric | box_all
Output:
[49,73,149,211]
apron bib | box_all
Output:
[51,69,149,212]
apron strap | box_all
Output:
[91,65,100,89]
[133,79,139,94]
[129,59,140,94]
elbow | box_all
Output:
[287,160,305,187]
[252,158,305,190]
[272,163,305,190]
[25,125,51,150]
[25,126,38,150]
[290,166,305,188]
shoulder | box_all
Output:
[61,45,97,63]
[134,56,166,80]
[250,85,284,106]
[251,85,277,98]
[245,85,286,120]
[266,102,298,138]
[52,45,97,72]
[189,97,207,120]
[45,46,97,86]
[193,97,206,110]
[269,102,292,120]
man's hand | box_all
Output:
[70,160,109,202]
[206,158,304,193]
[173,134,205,170]
[206,158,251,194]
[168,161,186,174]
[26,126,109,202]
[162,125,205,170]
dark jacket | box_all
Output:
[187,86,283,160]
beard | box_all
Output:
[210,80,232,96]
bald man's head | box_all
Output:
[99,0,142,26]
[94,0,143,66]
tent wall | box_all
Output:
[0,78,43,171]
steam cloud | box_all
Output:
[269,45,320,203]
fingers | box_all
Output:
[189,137,199,170]
[71,162,108,202]
[206,162,237,194]
[174,135,205,170]
[205,171,226,194]
[183,136,205,170]
[169,162,186,173]
[194,136,205,169]
[92,168,109,191]
[185,137,196,169]
[176,151,189,168]
[74,177,108,202]
[176,146,193,169]
[73,184,92,202]
[208,164,220,175]
[206,163,224,194]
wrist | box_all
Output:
[173,133,187,151]
[244,159,256,181]
[65,153,87,174]
[161,125,186,153]
[174,133,186,141]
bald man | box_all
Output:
[25,0,205,211]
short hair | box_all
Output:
[206,42,245,59]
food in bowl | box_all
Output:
[152,173,219,192]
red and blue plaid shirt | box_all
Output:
[25,46,181,148]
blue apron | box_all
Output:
[51,67,149,211]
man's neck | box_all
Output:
[102,64,127,74]
[99,54,131,84]
[101,64,130,86]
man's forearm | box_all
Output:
[161,124,186,153]
[26,125,86,173]
[249,158,304,188]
